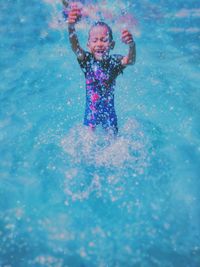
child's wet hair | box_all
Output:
[89,21,113,41]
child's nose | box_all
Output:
[96,41,104,47]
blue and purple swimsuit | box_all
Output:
[78,52,126,134]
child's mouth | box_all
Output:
[95,51,104,56]
[94,50,107,59]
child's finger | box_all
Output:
[69,11,81,17]
[69,9,81,15]
[122,34,133,43]
[68,15,77,21]
[123,38,133,44]
[126,39,134,44]
[122,36,133,44]
[121,29,131,36]
[122,34,131,40]
[122,29,132,35]
[68,19,75,24]
[68,16,80,23]
[68,13,81,24]
[69,9,81,17]
[122,34,133,40]
[122,31,132,38]
[68,11,81,19]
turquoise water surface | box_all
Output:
[0,0,200,266]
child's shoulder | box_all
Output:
[110,54,124,62]
[109,54,126,73]
[108,54,124,69]
[77,51,92,64]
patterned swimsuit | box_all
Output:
[78,52,125,134]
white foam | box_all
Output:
[61,119,150,202]
[62,119,149,169]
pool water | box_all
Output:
[0,0,200,266]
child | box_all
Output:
[67,3,136,135]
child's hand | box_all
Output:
[68,4,82,25]
[121,30,134,45]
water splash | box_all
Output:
[61,119,150,203]
[44,0,140,36]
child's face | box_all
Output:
[87,26,114,61]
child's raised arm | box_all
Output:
[121,30,136,66]
[68,4,85,60]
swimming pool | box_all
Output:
[0,0,200,266]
